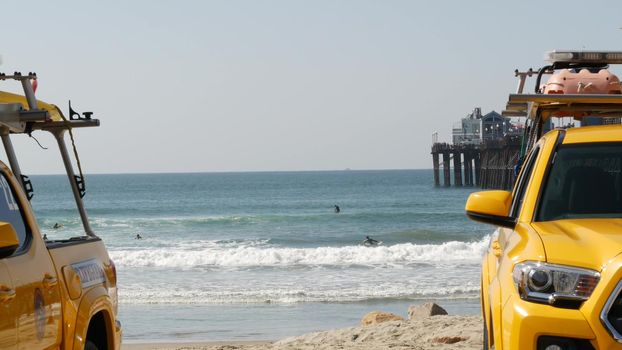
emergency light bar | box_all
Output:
[546,50,622,64]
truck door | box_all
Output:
[0,260,16,350]
[0,171,62,349]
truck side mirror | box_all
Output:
[0,222,19,259]
[465,190,515,228]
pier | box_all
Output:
[431,136,520,190]
[477,136,521,190]
[431,143,480,187]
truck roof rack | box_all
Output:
[0,72,98,236]
[506,94,622,120]
[0,72,100,133]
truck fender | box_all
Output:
[481,255,492,347]
[489,277,503,350]
[72,286,116,350]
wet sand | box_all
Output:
[122,315,482,350]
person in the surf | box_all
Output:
[362,236,379,246]
[135,233,142,240]
[53,222,62,229]
[334,205,341,213]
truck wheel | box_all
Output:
[85,340,99,350]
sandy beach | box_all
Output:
[123,314,482,350]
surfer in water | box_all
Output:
[334,205,340,213]
[362,236,380,247]
[53,222,62,229]
[135,233,142,240]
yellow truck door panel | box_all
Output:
[0,170,63,349]
[0,260,16,350]
[7,243,62,349]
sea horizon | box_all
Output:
[29,167,436,177]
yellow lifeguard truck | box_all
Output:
[0,73,121,349]
[467,51,622,349]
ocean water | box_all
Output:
[28,170,490,342]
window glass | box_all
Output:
[537,143,622,221]
[0,174,28,252]
[510,147,540,218]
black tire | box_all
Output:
[85,340,99,350]
[483,319,488,350]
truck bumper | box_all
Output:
[501,295,596,349]
[499,293,622,350]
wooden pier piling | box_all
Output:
[453,151,462,186]
[474,154,481,186]
[464,152,473,186]
[432,153,440,187]
[442,152,451,187]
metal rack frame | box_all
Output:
[0,72,98,236]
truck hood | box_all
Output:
[531,219,622,272]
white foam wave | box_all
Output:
[110,237,489,268]
[90,215,252,226]
[39,215,254,232]
[117,284,481,305]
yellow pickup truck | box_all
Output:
[467,51,622,350]
[0,73,121,349]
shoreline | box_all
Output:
[121,314,483,350]
[122,341,272,350]
[119,299,481,343]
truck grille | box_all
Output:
[601,280,622,341]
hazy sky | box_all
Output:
[3,0,622,174]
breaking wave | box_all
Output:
[110,236,488,268]
[118,285,481,305]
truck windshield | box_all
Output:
[537,143,622,221]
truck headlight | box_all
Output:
[512,262,600,306]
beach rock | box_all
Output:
[433,335,468,344]
[361,311,404,326]
[408,302,448,320]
